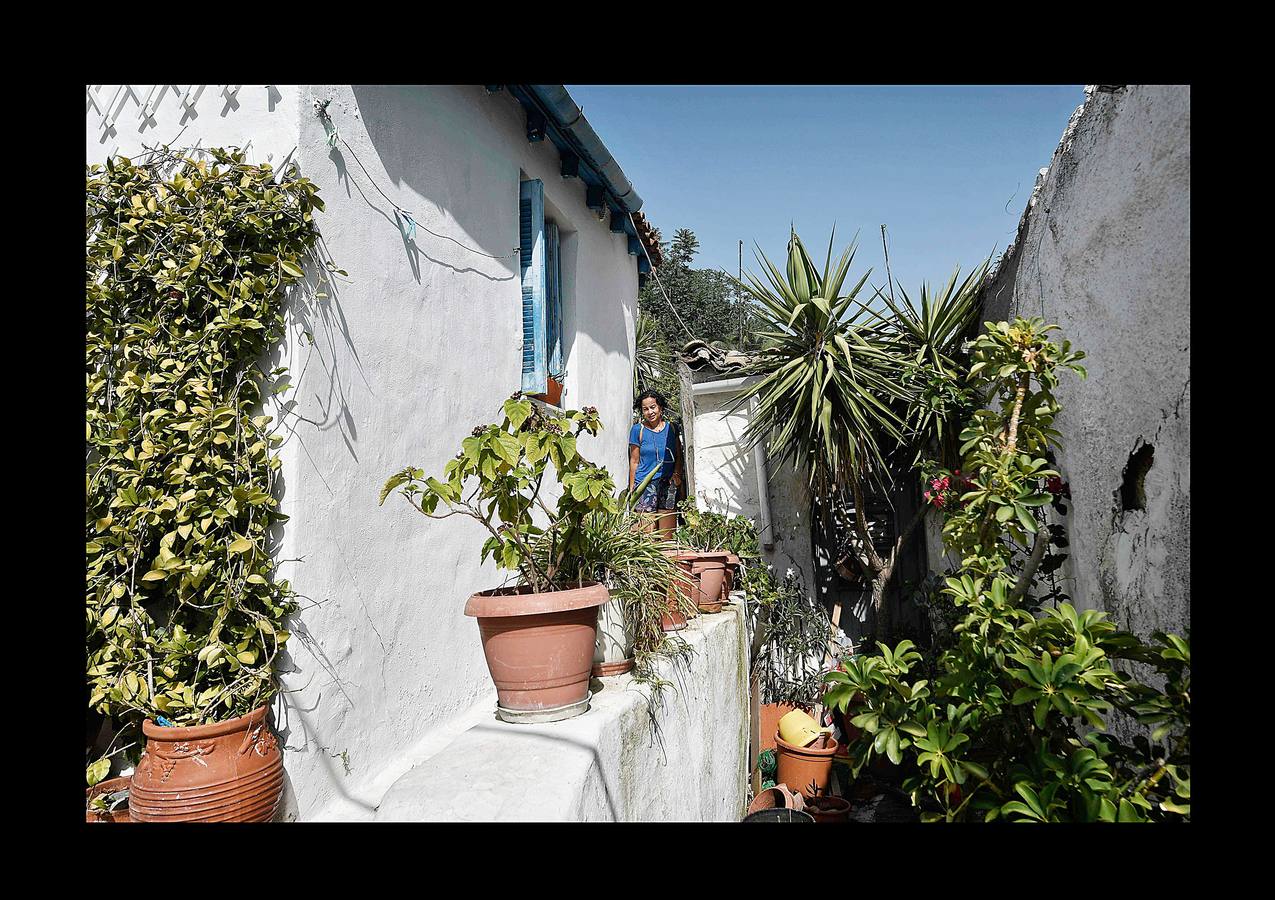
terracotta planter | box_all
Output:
[774,732,840,800]
[805,795,852,823]
[466,582,607,720]
[662,553,696,631]
[692,559,726,613]
[746,783,801,816]
[130,706,283,822]
[86,775,132,823]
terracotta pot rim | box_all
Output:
[142,703,269,740]
[775,732,840,757]
[465,581,609,618]
[806,795,851,811]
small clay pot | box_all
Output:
[663,553,696,630]
[86,775,132,823]
[692,560,726,613]
[591,657,635,677]
[746,783,800,816]
[130,706,284,822]
[465,582,607,713]
[805,795,852,823]
[743,807,815,823]
[722,553,741,599]
[774,731,840,800]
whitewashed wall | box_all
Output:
[958,84,1190,641]
[691,390,817,594]
[87,85,640,820]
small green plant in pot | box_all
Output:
[382,396,620,723]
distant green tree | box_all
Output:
[637,227,755,419]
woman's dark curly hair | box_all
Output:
[633,389,669,413]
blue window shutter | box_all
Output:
[545,222,564,379]
[519,180,547,393]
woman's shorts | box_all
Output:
[635,475,678,512]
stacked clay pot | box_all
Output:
[662,551,697,631]
[129,705,284,822]
[692,551,729,613]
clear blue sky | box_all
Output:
[566,84,1085,300]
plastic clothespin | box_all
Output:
[156,715,176,727]
[398,210,417,242]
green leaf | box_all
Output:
[86,757,111,787]
[228,538,253,554]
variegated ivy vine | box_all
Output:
[86,147,324,727]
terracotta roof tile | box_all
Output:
[631,211,663,269]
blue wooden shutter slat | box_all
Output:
[546,222,564,379]
[519,180,547,393]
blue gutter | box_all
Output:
[523,85,643,214]
[501,85,644,249]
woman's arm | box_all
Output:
[629,442,640,492]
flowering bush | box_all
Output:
[823,319,1190,822]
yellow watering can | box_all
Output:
[778,709,835,748]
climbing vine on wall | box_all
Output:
[86,147,324,726]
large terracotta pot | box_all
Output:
[774,732,840,800]
[130,705,283,822]
[86,775,132,823]
[465,581,607,719]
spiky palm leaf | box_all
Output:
[633,311,668,395]
[727,231,909,495]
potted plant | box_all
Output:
[87,149,322,822]
[382,397,622,723]
[532,491,691,676]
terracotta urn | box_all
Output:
[774,731,840,800]
[129,705,284,822]
[465,581,607,721]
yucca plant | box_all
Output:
[728,230,989,640]
[867,260,990,465]
[633,311,668,396]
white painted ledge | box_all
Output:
[374,599,749,821]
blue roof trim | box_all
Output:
[503,84,643,245]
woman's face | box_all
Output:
[640,397,663,425]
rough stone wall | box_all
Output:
[965,84,1190,641]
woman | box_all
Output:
[628,389,684,539]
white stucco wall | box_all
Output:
[690,389,817,594]
[374,603,748,821]
[968,84,1190,640]
[87,85,641,820]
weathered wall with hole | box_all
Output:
[968,84,1190,640]
[87,85,641,820]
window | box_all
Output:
[519,178,566,403]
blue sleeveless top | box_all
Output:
[629,421,678,486]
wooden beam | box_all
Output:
[585,184,605,212]
[484,84,502,93]
[610,210,627,234]
[628,235,641,256]
[526,108,546,143]
[560,151,580,179]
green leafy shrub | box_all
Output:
[822,319,1190,822]
[382,396,618,594]
[87,148,323,726]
